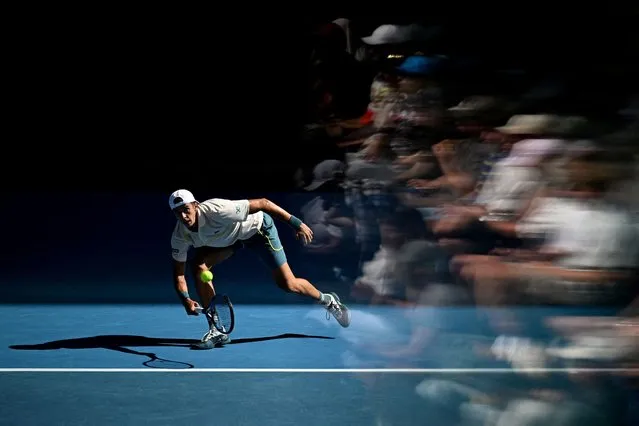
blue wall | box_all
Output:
[0,191,344,305]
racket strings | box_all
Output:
[215,306,232,332]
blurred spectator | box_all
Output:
[300,16,639,426]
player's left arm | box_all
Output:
[248,198,313,244]
[248,198,295,223]
[207,198,305,230]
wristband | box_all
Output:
[179,290,190,301]
[289,215,303,230]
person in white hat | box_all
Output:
[168,189,351,348]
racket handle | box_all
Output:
[195,306,213,316]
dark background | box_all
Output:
[3,10,638,304]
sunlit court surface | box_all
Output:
[2,302,635,425]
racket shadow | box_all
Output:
[10,335,199,369]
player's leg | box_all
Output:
[191,246,235,309]
[252,213,351,327]
[272,261,351,327]
[191,246,235,348]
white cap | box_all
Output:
[361,24,412,45]
[168,189,196,210]
[496,114,561,135]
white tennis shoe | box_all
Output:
[325,292,351,328]
[193,325,230,350]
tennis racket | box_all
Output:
[195,295,235,335]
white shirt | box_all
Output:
[300,196,344,248]
[546,199,639,270]
[475,163,542,214]
[359,246,402,297]
[515,196,568,241]
[171,198,264,262]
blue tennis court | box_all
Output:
[2,302,633,425]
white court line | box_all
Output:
[0,368,637,373]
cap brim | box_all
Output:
[448,106,474,112]
[304,180,329,191]
[361,35,394,45]
[495,125,528,134]
[170,198,197,210]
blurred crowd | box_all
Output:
[296,18,639,425]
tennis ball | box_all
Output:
[200,270,213,282]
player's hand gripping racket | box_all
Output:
[195,295,235,335]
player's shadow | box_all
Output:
[9,333,335,369]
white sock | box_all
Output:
[319,292,333,306]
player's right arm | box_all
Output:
[171,227,200,315]
[172,260,200,315]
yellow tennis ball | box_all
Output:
[200,270,213,282]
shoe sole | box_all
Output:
[329,292,351,328]
[191,336,231,350]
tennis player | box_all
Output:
[169,189,351,348]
